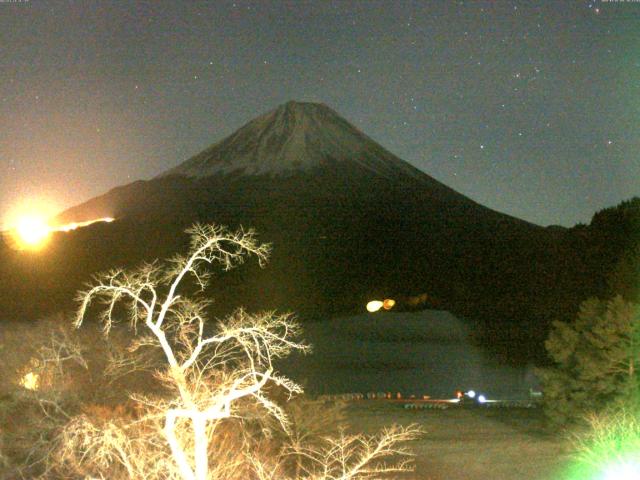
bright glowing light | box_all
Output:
[19,371,40,391]
[3,213,115,251]
[602,460,640,480]
[56,217,114,232]
[4,198,60,250]
[367,298,396,312]
[367,300,384,312]
[563,413,640,480]
[467,390,476,399]
[478,394,487,404]
[14,215,51,249]
[382,298,396,310]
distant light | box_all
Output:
[382,298,396,310]
[367,298,396,313]
[19,371,40,391]
[366,300,384,313]
[467,390,476,399]
[478,394,487,404]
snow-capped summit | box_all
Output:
[160,101,425,181]
[13,100,557,366]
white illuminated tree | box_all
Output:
[68,223,422,480]
[75,224,310,480]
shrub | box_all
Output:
[566,407,640,479]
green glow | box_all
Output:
[563,457,640,480]
[602,460,640,480]
[562,409,640,480]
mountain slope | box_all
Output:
[59,101,532,232]
[0,101,590,363]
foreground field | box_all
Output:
[344,402,570,480]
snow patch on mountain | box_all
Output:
[161,101,426,181]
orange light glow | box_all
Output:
[3,209,115,251]
[13,215,51,250]
[382,298,396,310]
[367,298,396,313]
[56,217,115,232]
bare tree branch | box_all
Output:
[73,224,307,480]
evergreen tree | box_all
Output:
[608,243,640,303]
[538,295,640,425]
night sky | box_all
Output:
[1,0,638,227]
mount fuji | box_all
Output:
[1,101,591,361]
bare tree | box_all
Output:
[268,423,422,480]
[75,224,309,480]
[68,223,421,480]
